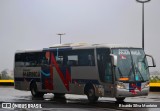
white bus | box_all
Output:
[14,43,156,102]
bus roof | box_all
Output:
[50,43,140,49]
[93,44,141,49]
[15,43,141,53]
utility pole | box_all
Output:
[136,0,151,50]
[57,33,65,44]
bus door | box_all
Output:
[97,48,114,96]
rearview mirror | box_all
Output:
[146,54,156,67]
[110,54,117,67]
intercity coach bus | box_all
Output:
[14,43,156,102]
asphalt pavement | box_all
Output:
[0,86,160,111]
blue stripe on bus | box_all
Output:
[41,70,50,76]
[14,77,41,82]
[72,79,100,85]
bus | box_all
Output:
[14,43,156,102]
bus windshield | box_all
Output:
[112,48,149,82]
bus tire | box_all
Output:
[116,97,125,102]
[38,92,45,97]
[54,93,65,98]
[86,85,99,103]
[30,82,44,98]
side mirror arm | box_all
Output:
[146,54,156,67]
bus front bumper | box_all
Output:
[116,87,149,98]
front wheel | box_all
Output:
[116,97,125,102]
[54,93,65,98]
[86,86,99,103]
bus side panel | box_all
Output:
[53,67,68,93]
[14,67,29,91]
[14,67,41,91]
[70,66,100,94]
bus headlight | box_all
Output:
[144,82,150,88]
[117,83,125,89]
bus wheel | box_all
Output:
[54,93,65,98]
[86,86,99,103]
[116,97,125,102]
[30,82,44,98]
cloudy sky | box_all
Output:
[0,0,159,72]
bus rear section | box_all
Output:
[14,48,100,100]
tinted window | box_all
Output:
[54,49,95,66]
[15,52,48,67]
[97,48,112,83]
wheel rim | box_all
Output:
[88,89,94,97]
[32,87,36,95]
[31,84,36,96]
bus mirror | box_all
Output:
[110,54,117,67]
[146,54,156,67]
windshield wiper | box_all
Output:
[127,62,145,82]
[135,65,145,82]
[118,67,123,78]
[126,49,136,82]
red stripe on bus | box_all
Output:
[51,53,71,91]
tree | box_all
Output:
[1,70,8,79]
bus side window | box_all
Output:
[97,48,112,83]
[23,52,46,67]
[39,52,50,66]
[41,57,48,65]
[78,49,95,66]
[15,53,25,67]
[88,54,94,66]
[56,56,64,66]
[67,55,78,66]
[25,53,34,67]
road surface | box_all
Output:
[0,86,160,111]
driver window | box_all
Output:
[97,48,112,83]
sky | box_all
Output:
[0,0,160,72]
